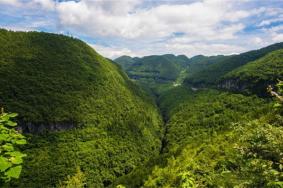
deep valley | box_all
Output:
[0,28,283,188]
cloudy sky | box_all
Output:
[0,0,283,58]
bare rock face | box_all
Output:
[218,78,246,91]
[218,78,274,97]
[18,121,76,134]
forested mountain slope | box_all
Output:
[115,54,228,96]
[219,49,283,95]
[112,43,283,188]
[185,42,283,87]
[1,28,282,188]
[186,55,228,76]
[115,54,190,90]
[0,29,163,187]
[114,86,283,187]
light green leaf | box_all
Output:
[0,133,9,141]
[10,156,23,165]
[6,151,26,158]
[2,143,14,151]
[8,113,18,118]
[0,157,12,172]
[6,121,17,127]
[15,139,27,145]
[5,165,22,179]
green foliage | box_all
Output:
[0,110,26,183]
[114,87,283,187]
[185,55,228,77]
[115,54,190,94]
[58,167,86,188]
[141,90,283,187]
[185,42,283,87]
[1,28,283,188]
[221,49,283,95]
[0,29,163,187]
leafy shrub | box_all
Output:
[0,108,26,183]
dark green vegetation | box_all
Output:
[115,54,190,94]
[116,43,283,97]
[185,42,283,88]
[114,87,283,187]
[0,29,162,187]
[220,49,283,95]
[115,54,228,96]
[113,43,283,187]
[185,55,228,76]
[1,28,283,187]
[0,110,26,183]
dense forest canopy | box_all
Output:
[0,29,162,187]
[0,28,282,188]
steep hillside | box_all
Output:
[115,54,228,96]
[185,42,283,87]
[219,49,283,95]
[0,29,163,187]
[113,87,283,187]
[114,54,190,92]
[186,55,228,76]
[113,55,138,70]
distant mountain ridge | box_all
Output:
[116,42,283,96]
[219,49,283,95]
[115,54,190,81]
[184,42,283,88]
[114,53,229,94]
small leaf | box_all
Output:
[6,121,17,127]
[0,133,9,141]
[0,114,9,122]
[2,143,14,151]
[5,165,22,179]
[15,139,27,145]
[10,156,23,165]
[8,113,18,118]
[0,157,12,172]
[6,151,26,158]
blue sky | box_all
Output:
[1,0,283,58]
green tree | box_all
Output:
[268,80,283,108]
[0,107,26,183]
[58,167,86,188]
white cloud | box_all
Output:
[258,17,283,27]
[262,24,283,43]
[272,33,283,42]
[163,42,246,57]
[251,37,263,44]
[0,0,20,6]
[56,0,251,40]
[90,40,247,59]
[0,0,56,10]
[30,0,55,10]
[90,44,136,59]
[2,0,283,59]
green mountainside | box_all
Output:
[0,28,283,188]
[114,54,190,93]
[0,29,163,187]
[184,42,283,87]
[113,55,137,70]
[186,55,228,76]
[219,49,283,95]
[115,54,228,95]
[112,43,283,187]
[113,87,283,187]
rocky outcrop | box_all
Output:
[218,78,247,91]
[218,78,275,96]
[18,121,77,134]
